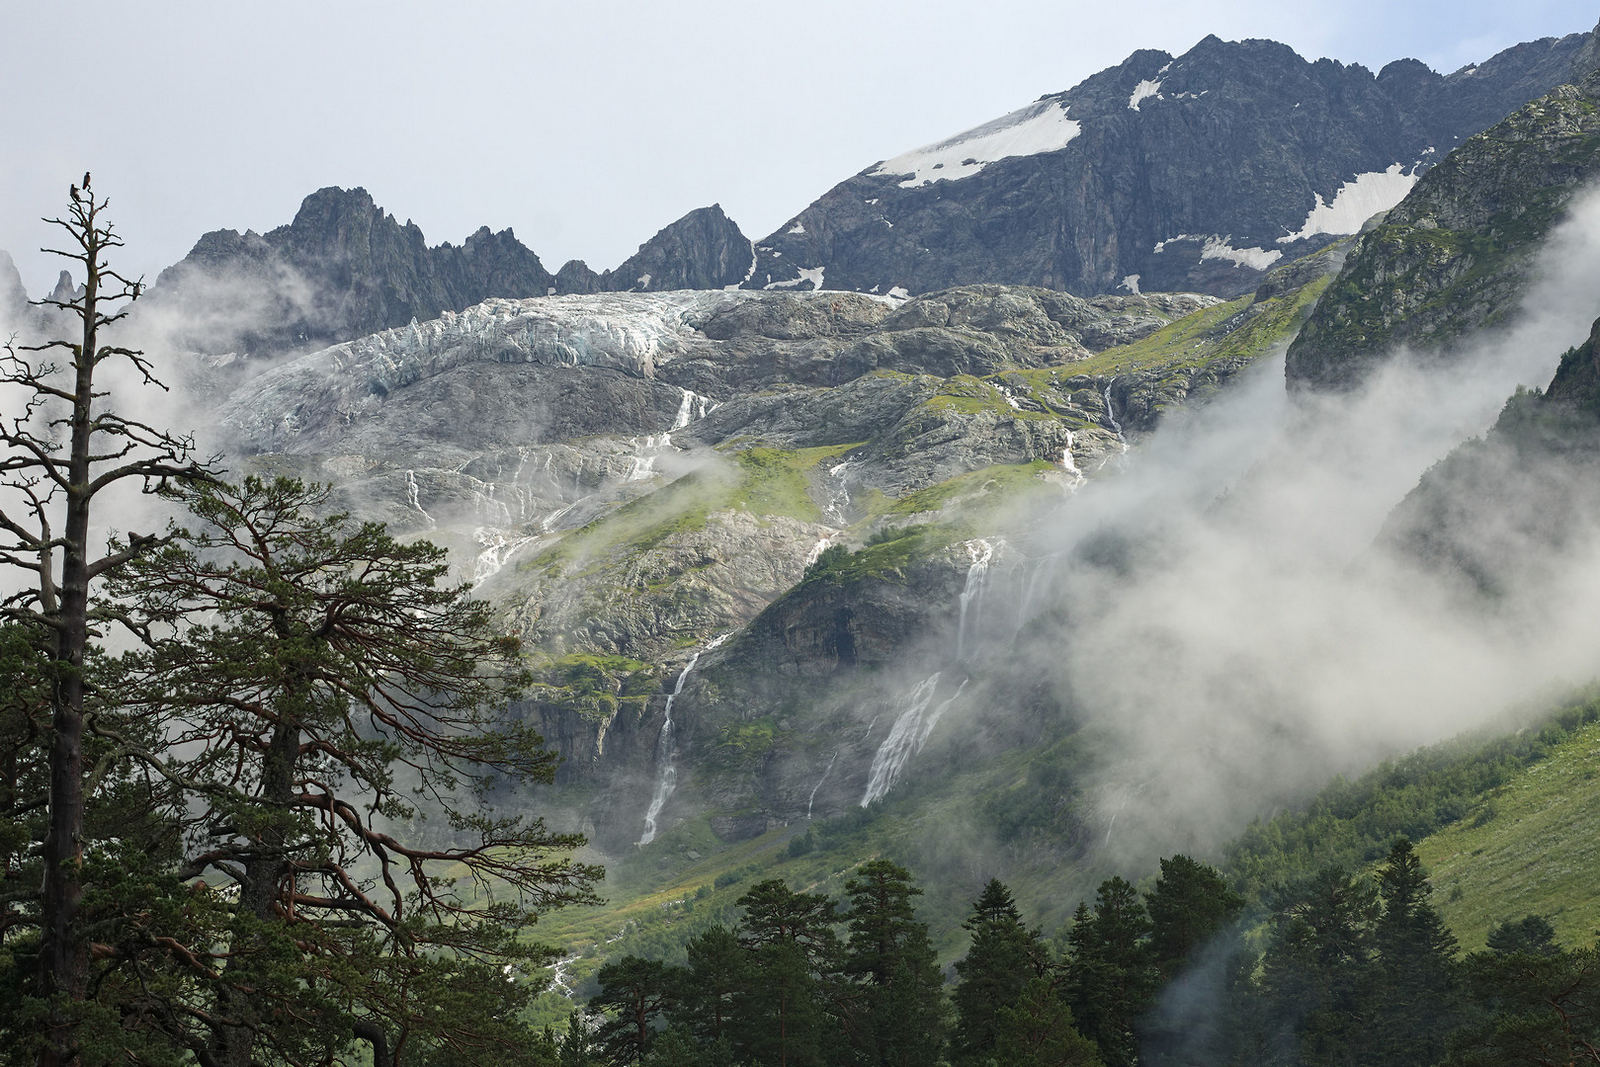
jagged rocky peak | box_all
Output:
[148,185,556,358]
[611,204,753,292]
[747,24,1594,301]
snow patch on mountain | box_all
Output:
[1279,163,1419,243]
[1128,80,1163,110]
[869,100,1081,188]
[1200,236,1283,270]
[765,266,826,291]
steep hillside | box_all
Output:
[749,27,1593,300]
[1287,68,1600,388]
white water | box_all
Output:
[805,536,834,567]
[638,632,733,846]
[824,460,855,526]
[807,750,838,818]
[1061,430,1086,490]
[1102,377,1127,449]
[404,469,435,527]
[470,527,535,587]
[956,539,994,659]
[671,386,713,430]
[548,952,581,1000]
[627,433,673,481]
[860,676,968,806]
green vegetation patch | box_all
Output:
[730,442,858,522]
[524,465,739,576]
[1222,695,1600,915]
[527,652,658,722]
[1417,716,1600,950]
[799,522,963,586]
[883,461,1060,518]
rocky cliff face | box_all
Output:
[1286,68,1600,390]
[746,28,1593,302]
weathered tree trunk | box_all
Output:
[39,227,101,1067]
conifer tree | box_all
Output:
[839,860,946,1067]
[951,878,1049,1066]
[733,880,843,1067]
[1371,838,1460,1066]
[96,475,600,1065]
[1064,877,1156,1067]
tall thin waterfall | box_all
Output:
[637,632,731,846]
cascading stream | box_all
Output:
[956,539,994,660]
[807,751,839,819]
[860,677,968,806]
[638,632,732,845]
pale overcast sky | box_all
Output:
[2,1,1595,292]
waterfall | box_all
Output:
[824,460,855,526]
[470,528,531,586]
[806,751,839,819]
[860,676,968,806]
[1061,430,1086,490]
[627,433,673,481]
[805,536,834,567]
[638,632,733,846]
[956,539,994,660]
[1102,376,1129,451]
[404,469,435,526]
[670,386,712,431]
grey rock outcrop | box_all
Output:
[608,205,753,292]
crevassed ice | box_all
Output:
[870,100,1081,188]
[1279,163,1419,244]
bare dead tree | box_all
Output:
[0,182,215,1067]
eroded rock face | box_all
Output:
[1286,71,1600,390]
[747,29,1592,301]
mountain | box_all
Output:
[746,27,1595,301]
[1287,67,1600,388]
[148,189,754,359]
[147,186,557,357]
[207,237,1337,854]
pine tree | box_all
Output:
[592,956,685,1065]
[733,880,842,1067]
[1257,866,1378,1066]
[1371,838,1460,1066]
[1064,877,1156,1067]
[1145,854,1243,982]
[840,860,946,1067]
[993,977,1105,1067]
[673,926,748,1046]
[951,878,1049,1066]
[98,476,600,1065]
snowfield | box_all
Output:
[869,100,1081,188]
